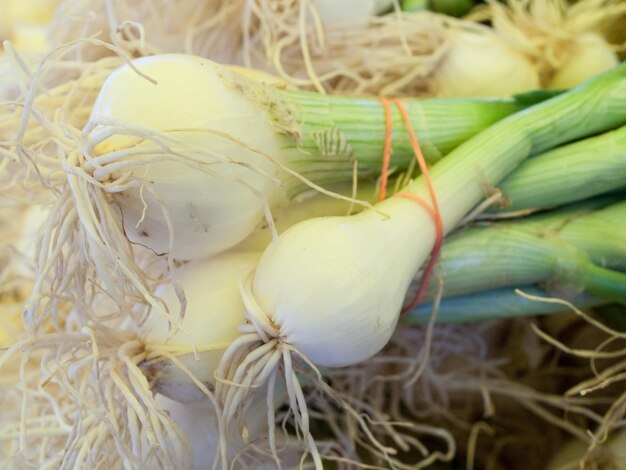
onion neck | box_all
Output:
[278,89,524,197]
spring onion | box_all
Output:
[494,124,626,212]
[547,33,620,90]
[155,389,288,469]
[140,251,260,403]
[429,25,540,97]
[407,197,626,321]
[201,197,626,328]
[486,0,624,89]
[213,63,626,468]
[83,53,526,260]
[417,199,626,303]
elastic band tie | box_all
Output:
[378,97,394,202]
[379,97,444,315]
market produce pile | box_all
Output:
[1,0,626,469]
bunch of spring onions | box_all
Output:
[12,51,547,335]
[2,2,626,468]
[3,47,626,465]
[31,56,623,468]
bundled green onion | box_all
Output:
[237,64,626,366]
[4,2,626,468]
[208,64,626,467]
[408,197,626,323]
[83,54,524,260]
[494,124,626,212]
[15,53,541,329]
[42,58,624,470]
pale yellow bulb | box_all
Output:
[548,33,619,90]
[432,28,540,97]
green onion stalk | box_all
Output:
[408,286,602,323]
[406,197,626,323]
[492,124,626,213]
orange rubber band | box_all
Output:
[379,98,394,202]
[379,98,444,315]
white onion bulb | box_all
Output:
[431,27,540,97]
[143,251,259,402]
[252,198,432,367]
[548,33,619,90]
[86,55,288,260]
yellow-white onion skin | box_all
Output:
[144,252,259,402]
[252,197,435,368]
[226,65,292,88]
[431,28,540,97]
[548,34,619,90]
[87,55,286,260]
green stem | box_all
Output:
[428,0,475,17]
[282,90,524,177]
[420,227,559,299]
[583,265,626,305]
[493,124,626,212]
[401,0,428,12]
[404,286,604,324]
[268,87,561,197]
[558,199,626,271]
[411,198,626,303]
